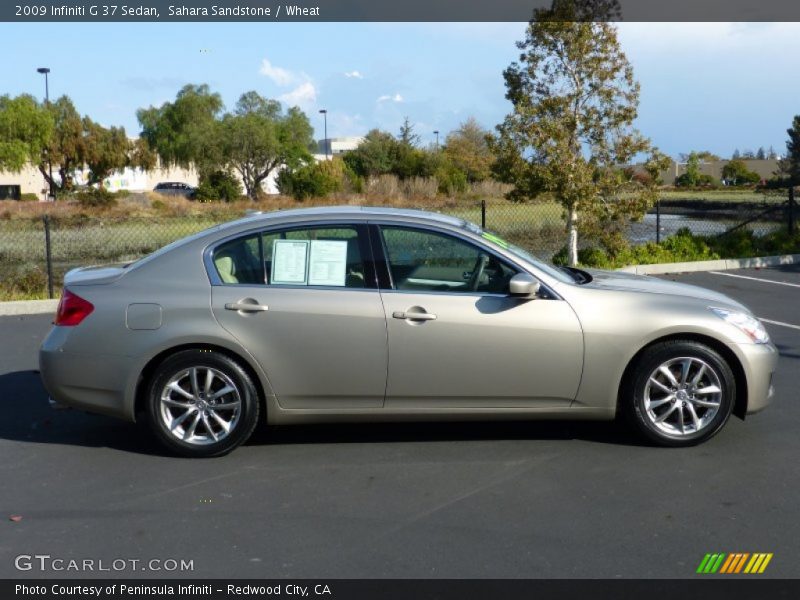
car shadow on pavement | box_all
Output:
[0,369,649,455]
[0,370,165,456]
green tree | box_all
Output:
[443,117,494,183]
[490,0,666,265]
[398,117,420,147]
[220,91,314,200]
[137,84,224,175]
[781,115,800,184]
[0,94,53,173]
[44,96,85,191]
[81,118,131,187]
[342,129,399,178]
[722,159,760,186]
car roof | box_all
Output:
[224,205,476,231]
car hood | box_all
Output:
[581,268,749,312]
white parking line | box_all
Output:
[758,318,800,331]
[709,271,800,288]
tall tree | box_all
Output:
[398,117,420,147]
[0,94,53,173]
[220,91,314,200]
[342,129,399,178]
[756,146,766,160]
[44,96,84,191]
[81,118,132,187]
[137,84,224,175]
[491,0,666,265]
[443,117,495,182]
[781,115,800,184]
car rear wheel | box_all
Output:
[624,340,736,447]
[146,350,260,457]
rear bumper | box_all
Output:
[39,326,133,421]
[733,341,778,415]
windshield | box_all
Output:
[470,228,576,284]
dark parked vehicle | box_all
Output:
[153,182,196,199]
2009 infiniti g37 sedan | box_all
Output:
[40,207,777,457]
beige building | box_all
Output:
[0,164,199,200]
[659,158,781,185]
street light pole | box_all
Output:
[37,67,55,201]
[319,109,329,159]
[433,130,440,150]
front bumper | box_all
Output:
[734,341,778,415]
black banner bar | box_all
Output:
[3,579,800,600]
[4,0,800,23]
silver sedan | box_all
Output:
[40,207,778,456]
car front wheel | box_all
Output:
[624,340,736,447]
[146,350,260,457]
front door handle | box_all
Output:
[225,301,269,313]
[393,310,437,321]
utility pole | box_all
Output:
[319,109,329,159]
[37,67,55,200]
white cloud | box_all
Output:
[259,58,295,87]
[377,93,403,103]
[279,81,317,107]
[344,70,364,79]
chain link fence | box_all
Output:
[0,189,796,301]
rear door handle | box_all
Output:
[225,302,269,313]
[393,311,437,321]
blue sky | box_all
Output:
[2,22,799,158]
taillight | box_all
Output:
[54,289,94,326]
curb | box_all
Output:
[616,253,800,276]
[0,299,59,317]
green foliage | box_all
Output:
[20,193,39,202]
[490,0,665,266]
[137,84,224,174]
[0,94,54,172]
[74,187,117,208]
[277,158,354,200]
[721,159,760,186]
[434,161,468,195]
[398,117,420,147]
[82,118,131,186]
[220,91,314,200]
[781,115,800,184]
[443,117,494,183]
[675,172,718,188]
[554,227,800,270]
[139,87,314,200]
[343,129,401,178]
[195,170,242,202]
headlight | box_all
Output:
[710,307,770,344]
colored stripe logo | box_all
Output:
[696,553,773,574]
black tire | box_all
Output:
[146,349,260,457]
[622,340,736,447]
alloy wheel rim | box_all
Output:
[643,357,723,436]
[159,367,241,445]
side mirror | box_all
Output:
[508,273,541,299]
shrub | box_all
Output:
[277,159,352,201]
[195,170,242,202]
[74,187,117,208]
[20,193,39,202]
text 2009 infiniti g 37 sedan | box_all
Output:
[40,207,777,456]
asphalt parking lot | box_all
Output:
[0,265,798,579]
